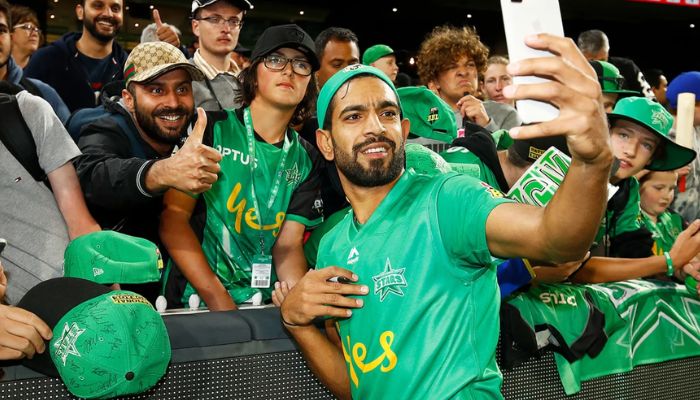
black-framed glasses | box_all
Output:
[194,15,243,29]
[263,54,312,76]
[13,23,41,35]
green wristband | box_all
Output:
[664,252,674,277]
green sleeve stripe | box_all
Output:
[287,213,322,227]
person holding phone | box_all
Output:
[278,31,613,398]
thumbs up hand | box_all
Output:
[164,108,223,194]
[153,9,181,48]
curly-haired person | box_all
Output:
[417,25,521,133]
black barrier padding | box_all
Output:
[237,307,288,340]
[163,311,252,349]
[3,308,700,399]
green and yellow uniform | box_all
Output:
[641,211,683,256]
[317,171,511,399]
[165,108,323,306]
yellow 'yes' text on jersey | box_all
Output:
[339,328,398,388]
[226,182,285,236]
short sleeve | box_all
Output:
[16,91,80,174]
[285,139,324,227]
[437,174,513,267]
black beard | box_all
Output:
[133,96,192,146]
[333,136,405,187]
[83,15,121,43]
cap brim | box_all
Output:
[129,63,205,85]
[18,278,111,377]
[603,89,641,95]
[608,113,697,170]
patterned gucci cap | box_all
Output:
[124,41,204,86]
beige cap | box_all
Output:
[124,41,204,85]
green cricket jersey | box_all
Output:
[168,109,323,306]
[641,211,683,256]
[317,170,512,399]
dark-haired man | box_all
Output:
[25,0,126,112]
[314,27,360,90]
[280,33,613,398]
[74,41,219,254]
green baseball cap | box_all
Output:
[363,44,395,65]
[397,86,456,143]
[590,60,639,95]
[18,278,171,399]
[405,143,452,176]
[64,231,163,285]
[608,96,696,171]
[317,64,399,129]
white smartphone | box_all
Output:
[0,238,6,257]
[500,0,565,124]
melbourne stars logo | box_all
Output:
[285,162,302,186]
[54,322,86,366]
[372,258,407,302]
[651,109,670,130]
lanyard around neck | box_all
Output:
[243,107,292,253]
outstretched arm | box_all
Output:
[486,34,612,263]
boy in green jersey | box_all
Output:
[639,170,685,255]
[278,35,614,399]
[160,24,324,310]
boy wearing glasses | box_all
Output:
[190,0,251,111]
[161,24,324,311]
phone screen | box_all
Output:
[500,0,565,123]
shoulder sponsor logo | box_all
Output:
[372,258,407,302]
[479,181,505,199]
[93,268,104,277]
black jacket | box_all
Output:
[24,32,128,112]
[73,98,170,246]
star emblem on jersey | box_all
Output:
[372,258,407,302]
[285,162,302,185]
[53,322,86,366]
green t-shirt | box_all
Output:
[317,171,512,399]
[595,177,643,245]
[178,109,323,305]
[641,211,683,255]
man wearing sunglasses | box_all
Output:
[189,0,251,111]
[161,24,324,311]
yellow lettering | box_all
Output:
[227,182,286,236]
[226,183,246,234]
[342,330,397,388]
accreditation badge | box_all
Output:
[251,254,272,288]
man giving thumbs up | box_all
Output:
[74,42,219,294]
